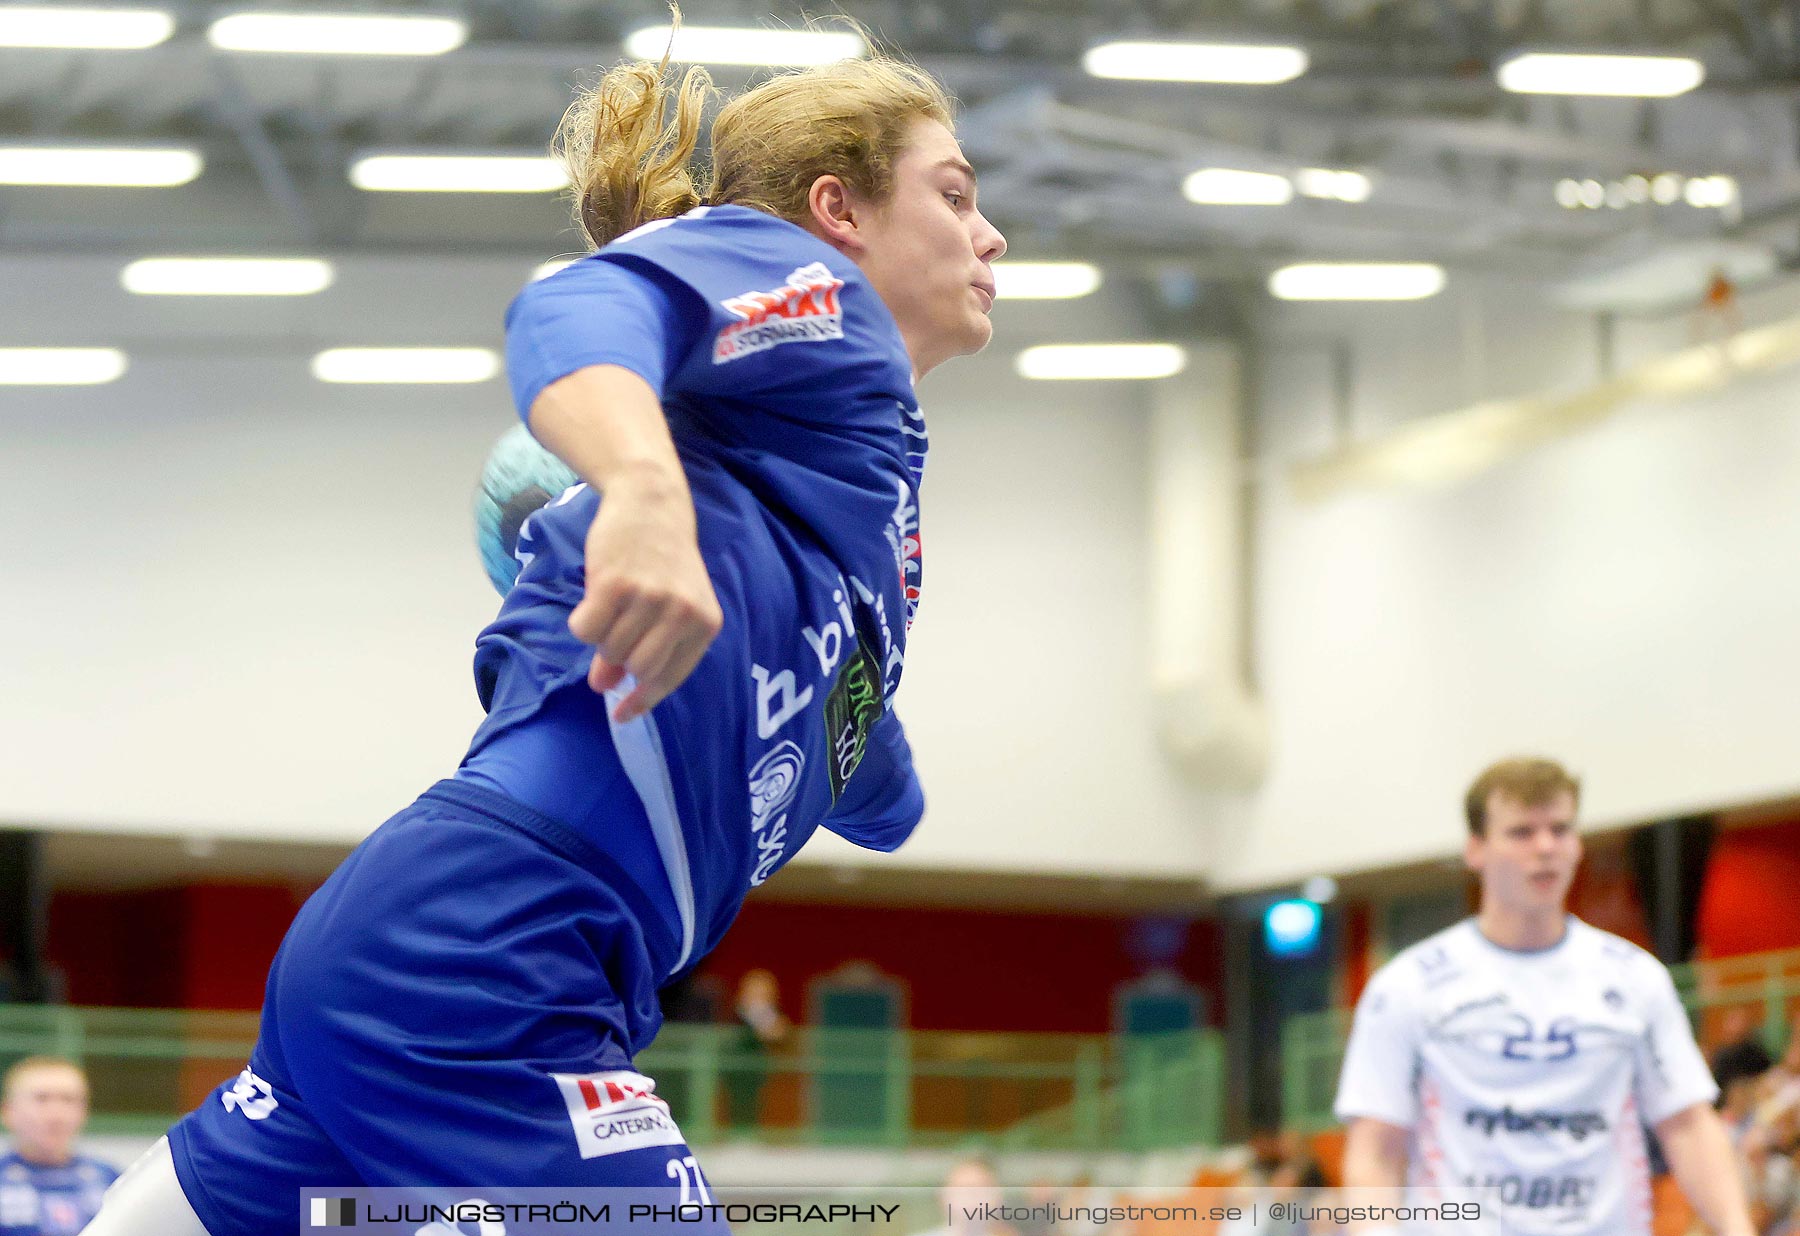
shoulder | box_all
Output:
[601,205,850,285]
[610,204,818,251]
[1569,918,1669,981]
[1369,920,1480,997]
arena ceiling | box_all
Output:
[3,0,1800,302]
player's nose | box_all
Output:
[973,210,1006,263]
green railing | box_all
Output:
[0,1005,261,1136]
[1281,946,1800,1133]
[1280,1008,1352,1135]
[0,1005,1224,1151]
[1670,947,1800,1055]
[988,1029,1224,1152]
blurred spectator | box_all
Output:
[914,1158,1018,1236]
[1223,1128,1330,1236]
[1244,1124,1286,1185]
[1710,1033,1800,1235]
[652,973,720,1128]
[0,1057,116,1236]
[1010,1180,1061,1236]
[1275,1129,1328,1191]
[723,969,791,1131]
[1717,1039,1776,1138]
[1759,1030,1800,1132]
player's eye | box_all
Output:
[944,191,964,207]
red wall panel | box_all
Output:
[700,900,1223,1033]
[46,881,1216,1032]
[49,884,312,1009]
[1697,818,1800,958]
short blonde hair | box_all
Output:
[1464,757,1581,837]
[2,1056,85,1100]
[555,8,954,249]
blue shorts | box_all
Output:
[167,782,711,1236]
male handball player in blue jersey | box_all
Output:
[87,34,1005,1236]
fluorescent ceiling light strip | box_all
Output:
[349,153,567,193]
[992,262,1102,300]
[1015,343,1187,381]
[122,257,334,296]
[0,347,127,385]
[312,347,499,384]
[1183,167,1293,206]
[1083,40,1307,84]
[1296,168,1372,203]
[1497,53,1704,97]
[1269,263,1447,301]
[623,25,865,66]
[0,145,201,186]
[1683,175,1738,208]
[0,5,173,48]
[208,12,466,55]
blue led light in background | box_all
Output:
[1264,898,1322,957]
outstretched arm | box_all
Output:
[528,364,722,721]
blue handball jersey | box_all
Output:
[0,1153,116,1236]
[480,204,929,978]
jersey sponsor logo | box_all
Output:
[883,472,924,648]
[823,637,883,802]
[1415,944,1464,987]
[714,262,845,363]
[809,573,902,705]
[752,664,814,740]
[220,1067,279,1121]
[747,741,804,887]
[551,1070,686,1160]
[1463,1173,1596,1211]
[1464,1105,1609,1141]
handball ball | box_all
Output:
[474,424,579,594]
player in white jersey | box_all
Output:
[1334,757,1752,1236]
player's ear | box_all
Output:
[806,174,865,255]
[1463,832,1484,874]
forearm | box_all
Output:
[1335,1118,1409,1235]
[1340,1122,1407,1190]
[527,364,690,503]
[1659,1105,1756,1236]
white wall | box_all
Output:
[19,248,1797,895]
[0,256,1216,879]
[1219,275,1800,890]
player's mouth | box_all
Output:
[972,282,995,312]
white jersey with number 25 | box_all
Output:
[1334,916,1717,1236]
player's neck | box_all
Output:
[1475,900,1568,952]
[12,1142,75,1168]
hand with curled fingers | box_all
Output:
[524,364,724,723]
[571,464,724,723]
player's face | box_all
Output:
[1465,791,1582,917]
[1,1065,88,1164]
[853,118,1007,378]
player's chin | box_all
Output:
[1528,873,1570,901]
[962,313,995,353]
